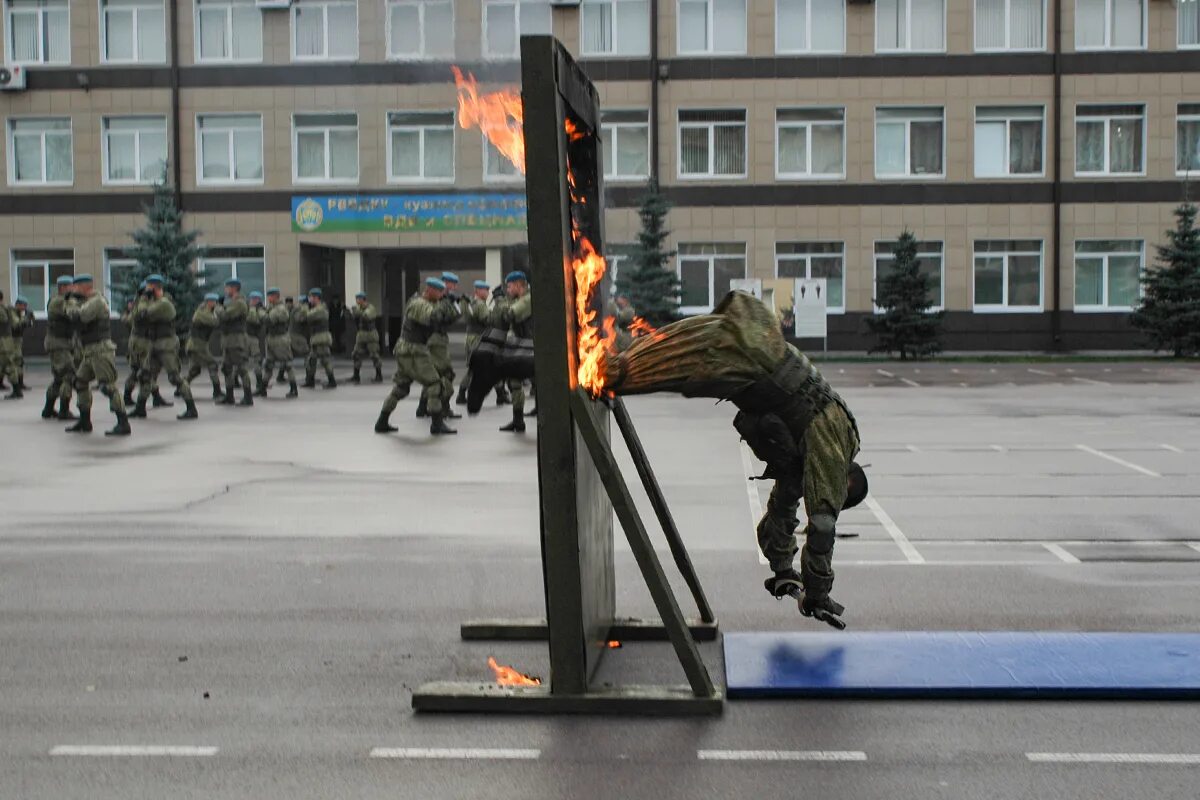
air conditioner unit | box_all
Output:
[255,0,292,9]
[0,64,26,91]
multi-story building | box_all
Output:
[1,0,1197,350]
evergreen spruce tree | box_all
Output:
[120,180,204,335]
[614,179,680,326]
[865,230,944,360]
[1131,202,1200,357]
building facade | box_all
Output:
[1,0,1198,351]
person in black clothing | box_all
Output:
[329,295,347,355]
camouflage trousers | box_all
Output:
[141,341,192,403]
[75,342,127,417]
[352,334,382,371]
[383,345,445,416]
[46,347,76,404]
[263,336,294,387]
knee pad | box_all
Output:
[807,513,837,554]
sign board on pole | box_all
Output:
[793,278,828,339]
[729,278,762,300]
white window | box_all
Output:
[1075,0,1144,49]
[101,0,165,63]
[582,0,650,55]
[5,0,69,64]
[199,246,266,297]
[678,243,746,314]
[1074,240,1142,311]
[776,107,845,179]
[874,240,944,311]
[775,242,845,312]
[388,111,454,183]
[875,106,944,178]
[973,239,1043,311]
[196,0,262,63]
[103,116,167,185]
[602,109,650,180]
[103,249,139,313]
[388,0,453,59]
[876,0,944,52]
[1182,0,1200,47]
[1177,103,1200,175]
[678,109,746,179]
[1075,104,1144,176]
[776,0,844,53]
[974,106,1044,177]
[292,0,357,61]
[484,138,521,181]
[12,250,73,317]
[7,117,72,186]
[197,114,263,185]
[605,243,638,288]
[678,0,746,54]
[484,0,551,59]
[293,112,358,183]
[974,0,1043,50]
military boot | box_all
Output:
[429,414,457,435]
[105,412,132,437]
[415,395,428,418]
[373,366,383,383]
[444,406,462,420]
[41,394,56,419]
[122,384,135,406]
[374,412,398,433]
[66,408,93,434]
[177,398,199,420]
[499,407,526,433]
[218,385,236,405]
[276,368,287,383]
[4,384,23,400]
[238,386,254,407]
[255,381,268,398]
[495,385,511,406]
[57,398,77,420]
[303,374,317,389]
[127,394,149,419]
[286,381,299,399]
[152,389,173,408]
[173,385,182,397]
[17,374,29,390]
[211,379,224,400]
[350,368,361,384]
[325,371,337,389]
[455,385,468,406]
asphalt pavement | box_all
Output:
[2,359,1199,799]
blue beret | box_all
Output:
[474,280,490,290]
[204,293,219,301]
[266,287,281,295]
[425,277,446,290]
[505,271,527,284]
[138,281,148,290]
[145,273,165,284]
[249,291,264,299]
[308,287,323,297]
[355,291,366,299]
[15,295,28,305]
[224,278,241,287]
[441,271,460,283]
[73,274,94,284]
[57,275,75,286]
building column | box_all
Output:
[485,248,503,288]
[344,249,364,300]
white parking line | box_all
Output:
[49,746,218,757]
[864,496,924,564]
[699,750,867,762]
[1027,753,1200,765]
[1161,443,1184,453]
[1075,445,1161,477]
[739,442,769,565]
[905,444,921,452]
[1188,544,1200,555]
[990,444,1006,452]
[1027,368,1055,377]
[900,378,921,387]
[370,748,540,760]
[1042,543,1081,564]
[876,369,895,379]
[1072,376,1110,386]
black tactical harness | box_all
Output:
[399,314,433,345]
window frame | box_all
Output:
[101,114,168,186]
[602,108,651,181]
[1073,103,1146,177]
[6,116,74,187]
[973,104,1046,178]
[386,110,456,185]
[971,239,1045,313]
[774,242,847,314]
[482,0,552,60]
[195,112,265,187]
[197,245,268,297]
[1072,238,1144,312]
[1176,103,1200,176]
[774,106,846,181]
[99,0,167,65]
[11,252,74,319]
[103,249,139,317]
[774,0,846,54]
[676,108,748,181]
[386,0,455,60]
[482,136,523,183]
[290,0,358,62]
[676,242,748,315]
[580,0,651,57]
[872,239,946,313]
[1181,0,1200,48]
[194,0,263,64]
[874,106,946,180]
[4,0,70,65]
[875,0,946,53]
[973,0,1047,52]
[1074,0,1147,50]
[292,112,360,185]
[676,0,747,56]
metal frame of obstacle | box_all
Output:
[412,35,721,715]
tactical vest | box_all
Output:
[47,306,71,339]
[147,313,175,339]
[220,307,247,334]
[730,350,856,441]
[0,308,11,338]
[131,313,151,338]
[79,312,111,345]
[511,315,534,341]
[267,308,289,336]
[356,310,375,331]
[400,313,433,345]
[308,311,330,336]
[191,315,215,342]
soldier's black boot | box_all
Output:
[173,385,182,397]
[350,368,361,384]
[373,366,383,383]
[276,368,287,383]
[57,397,77,420]
[152,389,173,408]
[18,374,29,390]
[41,394,56,419]
[455,385,468,406]
[66,408,93,433]
[219,385,236,405]
[254,379,268,397]
[429,413,457,435]
[127,395,149,419]
[374,412,398,433]
[303,374,316,389]
[325,371,337,389]
[415,395,428,418]
[122,384,135,406]
[105,412,132,437]
[495,385,511,406]
[238,386,254,407]
[211,379,223,400]
[286,381,299,399]
[177,398,198,420]
[499,407,526,433]
[4,384,23,400]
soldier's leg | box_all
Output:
[57,351,76,418]
[351,341,364,374]
[15,349,26,388]
[376,355,414,432]
[236,358,254,406]
[798,407,858,606]
[370,341,382,373]
[42,354,65,417]
[757,478,804,576]
[162,351,195,419]
[67,360,96,432]
[508,379,525,412]
[414,354,455,434]
[318,346,336,386]
[130,353,155,417]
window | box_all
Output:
[484,138,521,180]
[1075,0,1144,49]
[604,243,638,289]
[875,107,944,178]
[294,113,358,183]
[974,106,1044,177]
[388,111,454,183]
[1177,103,1200,175]
[602,109,650,180]
[292,0,357,61]
[101,0,165,63]
[103,116,167,185]
[1074,240,1142,311]
[1182,0,1200,47]
[5,0,68,64]
[484,0,551,59]
[973,240,1043,311]
[197,114,263,185]
[776,107,845,179]
[776,0,844,53]
[12,250,73,317]
[874,240,943,311]
[199,246,266,298]
[388,0,453,59]
[975,0,1043,50]
[678,109,746,179]
[196,0,262,63]
[876,0,944,52]
[103,249,139,313]
[1075,104,1144,176]
[678,0,746,54]
[678,243,746,313]
[775,242,845,312]
[582,0,650,55]
[7,117,72,186]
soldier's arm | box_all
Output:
[224,300,247,323]
[508,294,533,324]
[75,297,106,324]
[145,298,176,323]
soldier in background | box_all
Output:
[456,280,491,407]
[246,291,268,395]
[304,288,337,389]
[260,288,298,398]
[609,292,636,353]
[418,271,462,419]
[185,294,223,398]
[0,290,19,399]
[496,271,533,433]
[64,275,130,437]
[128,274,198,421]
[329,294,347,355]
[122,282,151,406]
[216,277,254,407]
[291,295,312,386]
[11,296,33,391]
[41,275,78,420]
[349,291,383,384]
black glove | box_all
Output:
[492,286,506,300]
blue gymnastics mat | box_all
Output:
[724,632,1200,699]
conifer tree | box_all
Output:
[865,230,944,360]
[120,180,204,335]
[1131,202,1200,357]
[614,180,680,326]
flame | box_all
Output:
[452,67,525,174]
[629,316,657,338]
[487,657,542,687]
[606,640,623,649]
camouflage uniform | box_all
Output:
[350,302,383,382]
[609,300,636,352]
[11,302,33,389]
[375,293,458,433]
[130,294,196,420]
[122,295,153,405]
[42,288,78,418]
[216,293,254,406]
[496,290,533,431]
[262,299,297,397]
[185,303,223,397]
[66,290,130,436]
[305,300,337,388]
[246,301,268,393]
[456,293,491,405]
[290,302,311,380]
[420,293,461,416]
[0,303,17,396]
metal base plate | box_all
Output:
[461,617,719,642]
[413,681,724,715]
